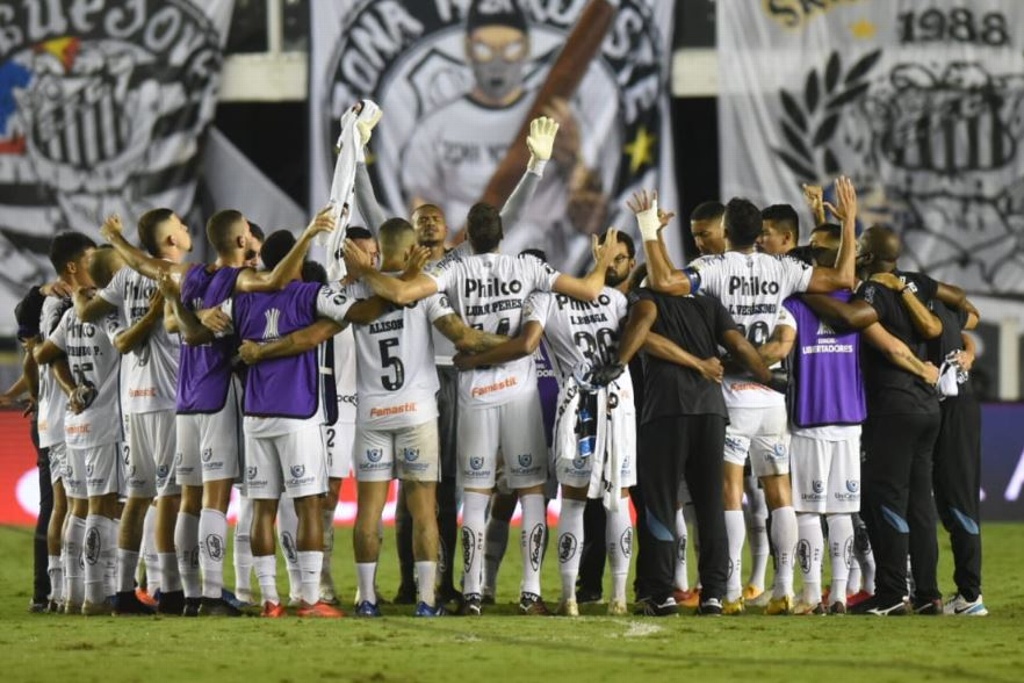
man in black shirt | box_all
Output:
[600,289,772,615]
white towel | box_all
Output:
[323,100,381,281]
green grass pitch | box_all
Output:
[0,522,1022,682]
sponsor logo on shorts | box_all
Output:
[366,449,384,463]
[846,480,859,493]
[86,463,94,477]
[246,466,258,480]
[85,527,101,565]
[572,455,586,470]
[812,480,824,494]
[157,464,170,479]
[558,533,578,564]
[290,464,306,479]
[404,448,420,463]
[201,448,213,463]
[205,534,224,562]
[510,453,538,477]
[771,443,788,460]
[469,456,485,471]
[518,453,532,468]
[725,436,744,452]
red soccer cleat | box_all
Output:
[297,601,345,619]
[261,601,288,618]
[846,590,873,608]
[135,589,158,608]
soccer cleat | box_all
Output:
[47,599,61,614]
[182,597,202,617]
[846,589,873,607]
[829,601,847,615]
[519,593,551,616]
[458,595,483,616]
[198,597,243,617]
[723,598,745,616]
[793,600,826,616]
[607,600,629,616]
[765,595,794,615]
[747,589,772,608]
[135,588,158,608]
[634,596,679,617]
[28,600,48,613]
[156,590,186,616]
[698,598,724,616]
[674,589,700,609]
[742,585,765,603]
[82,599,113,617]
[393,583,417,605]
[319,587,340,607]
[849,596,908,616]
[912,598,943,615]
[113,590,156,616]
[355,600,382,617]
[415,602,447,617]
[261,601,288,618]
[576,588,603,605]
[481,592,496,605]
[556,598,579,617]
[944,594,988,616]
[298,601,345,618]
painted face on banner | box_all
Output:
[465,25,529,103]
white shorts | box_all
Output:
[354,420,440,483]
[458,391,548,490]
[175,386,242,487]
[125,410,180,498]
[790,433,861,514]
[66,442,122,499]
[723,406,791,477]
[553,427,636,493]
[323,421,355,480]
[48,442,67,485]
[244,425,328,500]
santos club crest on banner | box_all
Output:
[310,0,679,275]
[719,0,1024,295]
[0,0,232,332]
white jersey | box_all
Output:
[427,251,559,406]
[691,251,813,409]
[37,296,72,448]
[331,324,358,424]
[524,287,629,385]
[427,254,458,365]
[98,267,180,414]
[347,276,451,429]
[50,308,122,449]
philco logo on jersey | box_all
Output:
[728,276,781,296]
[465,278,522,298]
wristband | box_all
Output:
[636,203,660,242]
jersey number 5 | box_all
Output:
[378,339,405,391]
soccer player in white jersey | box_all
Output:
[73,208,188,615]
[32,232,96,613]
[35,246,124,615]
[634,179,858,614]
[454,230,639,616]
[99,208,335,615]
[343,204,620,615]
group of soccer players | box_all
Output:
[12,107,986,619]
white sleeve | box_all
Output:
[523,291,552,327]
[784,257,814,295]
[316,285,356,323]
[425,260,452,293]
[97,267,125,308]
[528,259,560,292]
[49,309,71,351]
[692,258,725,297]
[424,291,455,323]
[776,305,797,332]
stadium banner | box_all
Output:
[0,0,235,334]
[718,0,1024,296]
[309,0,680,276]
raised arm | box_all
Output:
[113,290,165,354]
[861,322,938,384]
[451,319,540,370]
[353,162,388,233]
[238,318,343,365]
[870,272,942,339]
[100,215,185,280]
[551,229,620,302]
[803,183,826,226]
[343,239,438,305]
[236,208,336,293]
[807,176,856,293]
[629,191,692,296]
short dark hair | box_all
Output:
[345,225,374,241]
[598,229,635,259]
[761,204,800,241]
[723,198,762,248]
[811,223,842,241]
[260,230,296,271]
[518,248,547,263]
[137,208,175,256]
[248,222,265,243]
[466,203,503,253]
[206,209,244,254]
[788,245,815,266]
[301,261,327,284]
[49,231,96,274]
[690,201,725,223]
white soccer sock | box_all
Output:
[321,507,336,592]
[674,507,689,592]
[461,491,489,598]
[48,554,64,602]
[355,562,377,605]
[519,494,547,598]
[84,514,107,604]
[847,563,862,595]
[277,499,301,602]
[745,485,770,591]
[827,514,854,605]
[234,497,254,601]
[117,549,140,594]
[797,512,823,604]
[140,505,159,592]
[771,506,798,599]
[416,561,437,606]
[606,502,633,603]
[254,555,279,605]
[724,510,746,601]
[298,550,323,606]
[857,542,876,595]
[198,508,227,599]
[483,516,510,597]
[175,512,201,598]
[101,517,119,598]
[65,515,86,606]
[556,499,586,601]
[159,552,182,592]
